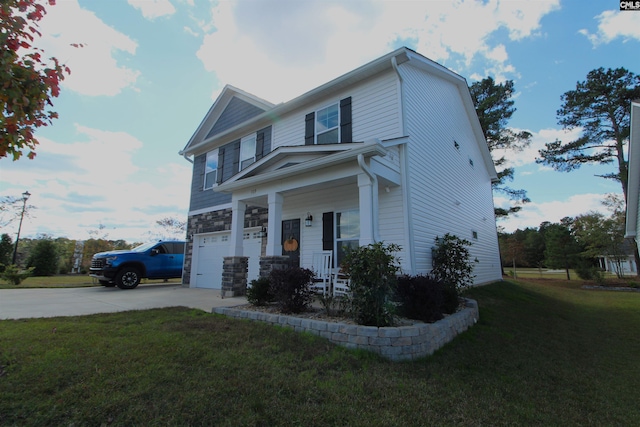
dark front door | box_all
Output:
[282,219,300,267]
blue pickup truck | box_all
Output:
[89,240,185,289]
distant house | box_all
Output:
[179,47,503,296]
[597,239,637,277]
[624,100,640,258]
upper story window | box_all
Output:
[204,149,218,189]
[305,96,352,146]
[240,134,256,170]
[316,103,339,145]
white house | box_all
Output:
[624,100,640,255]
[179,47,503,296]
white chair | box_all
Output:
[311,251,333,296]
[333,270,351,298]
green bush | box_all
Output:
[442,282,460,314]
[0,264,34,285]
[342,242,401,327]
[269,267,315,314]
[26,239,59,276]
[246,276,273,306]
[575,260,605,284]
[395,274,444,323]
[432,233,475,292]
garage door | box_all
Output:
[193,231,262,289]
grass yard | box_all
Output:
[0,275,182,289]
[1,278,639,425]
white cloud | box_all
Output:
[37,0,140,96]
[491,127,583,169]
[1,127,191,242]
[580,10,640,46]
[497,193,610,232]
[195,0,560,103]
[128,0,176,20]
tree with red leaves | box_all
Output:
[1,0,69,161]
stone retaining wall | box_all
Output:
[213,299,479,361]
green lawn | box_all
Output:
[1,278,639,425]
[0,275,182,289]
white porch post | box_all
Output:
[230,198,246,256]
[358,173,375,245]
[266,192,283,256]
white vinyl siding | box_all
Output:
[399,63,501,285]
[271,71,401,151]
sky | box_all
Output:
[1,0,640,243]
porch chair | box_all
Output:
[332,270,351,298]
[311,251,333,296]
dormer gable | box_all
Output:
[182,85,275,154]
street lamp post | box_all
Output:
[12,191,31,265]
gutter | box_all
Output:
[180,151,193,164]
[357,153,380,242]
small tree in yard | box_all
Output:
[431,234,475,292]
[341,242,401,327]
[26,238,58,276]
[0,264,34,285]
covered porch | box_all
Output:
[215,140,402,297]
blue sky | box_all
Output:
[1,0,639,242]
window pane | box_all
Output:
[204,170,217,189]
[240,135,256,164]
[316,103,339,133]
[317,128,338,145]
[337,210,359,239]
[204,150,218,189]
[337,240,359,267]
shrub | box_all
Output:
[269,267,315,314]
[395,274,444,323]
[432,233,475,292]
[0,264,34,285]
[342,242,401,327]
[246,276,274,306]
[26,239,59,276]
[575,260,605,284]
[442,282,460,314]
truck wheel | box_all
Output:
[99,280,115,287]
[116,268,141,289]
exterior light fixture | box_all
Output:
[305,212,313,227]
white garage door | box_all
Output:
[193,231,262,289]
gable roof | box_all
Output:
[179,47,496,180]
[625,100,640,239]
[181,85,275,154]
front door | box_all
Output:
[281,219,300,267]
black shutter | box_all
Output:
[216,147,225,184]
[255,130,264,161]
[340,97,352,143]
[305,112,315,145]
[231,139,240,174]
[322,212,334,251]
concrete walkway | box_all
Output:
[0,284,248,320]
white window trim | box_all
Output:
[240,134,256,170]
[204,148,219,190]
[315,101,340,145]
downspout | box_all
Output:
[357,153,380,242]
[391,54,416,274]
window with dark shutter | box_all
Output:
[305,112,315,145]
[322,211,334,252]
[340,96,352,143]
[216,147,225,185]
[305,96,352,145]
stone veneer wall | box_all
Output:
[183,206,268,284]
[214,299,479,362]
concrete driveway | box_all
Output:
[0,284,247,320]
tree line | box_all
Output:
[499,194,628,280]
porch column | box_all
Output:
[230,198,246,256]
[358,173,375,245]
[266,192,283,256]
